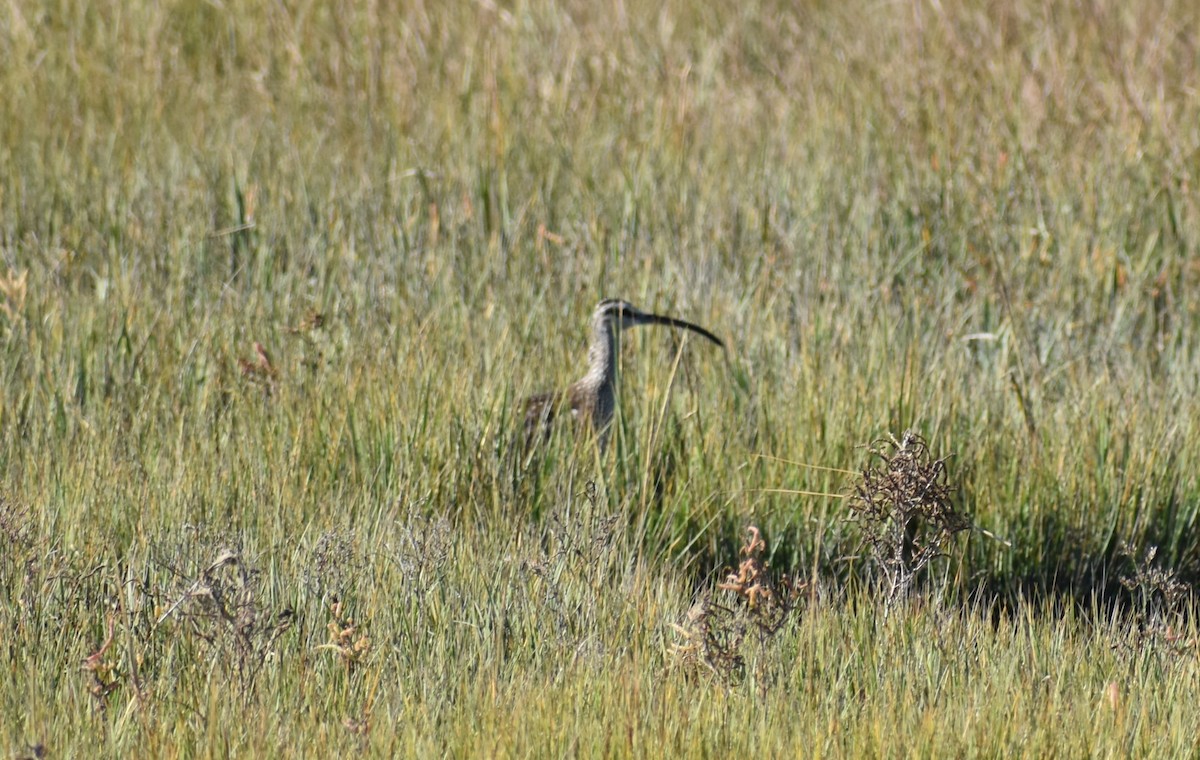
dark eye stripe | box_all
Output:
[598,299,631,318]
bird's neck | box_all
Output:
[582,317,618,391]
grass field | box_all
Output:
[3,0,1200,755]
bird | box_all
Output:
[523,298,725,452]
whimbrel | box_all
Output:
[523,298,724,451]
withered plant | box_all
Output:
[389,503,453,587]
[672,526,807,689]
[847,431,970,607]
[317,599,372,671]
[156,548,294,699]
[522,483,622,656]
[305,529,367,602]
[0,498,39,621]
[1118,544,1196,655]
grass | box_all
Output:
[3,0,1200,755]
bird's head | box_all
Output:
[595,298,650,330]
[593,298,724,347]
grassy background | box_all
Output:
[3,0,1200,755]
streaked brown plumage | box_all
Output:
[523,299,724,452]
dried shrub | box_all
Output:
[521,485,622,659]
[389,503,452,587]
[80,575,153,715]
[155,547,294,698]
[0,500,40,623]
[317,599,371,671]
[304,530,367,602]
[847,431,970,607]
[672,526,806,690]
[3,499,118,677]
[381,502,455,656]
[1118,544,1196,654]
[0,497,34,552]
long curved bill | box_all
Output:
[641,313,725,347]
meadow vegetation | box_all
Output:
[3,0,1200,755]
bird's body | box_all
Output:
[523,299,723,452]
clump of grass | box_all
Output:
[389,503,453,586]
[305,529,366,602]
[521,487,624,658]
[1118,543,1196,654]
[847,431,970,607]
[672,526,806,689]
[0,496,34,556]
[155,548,295,699]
